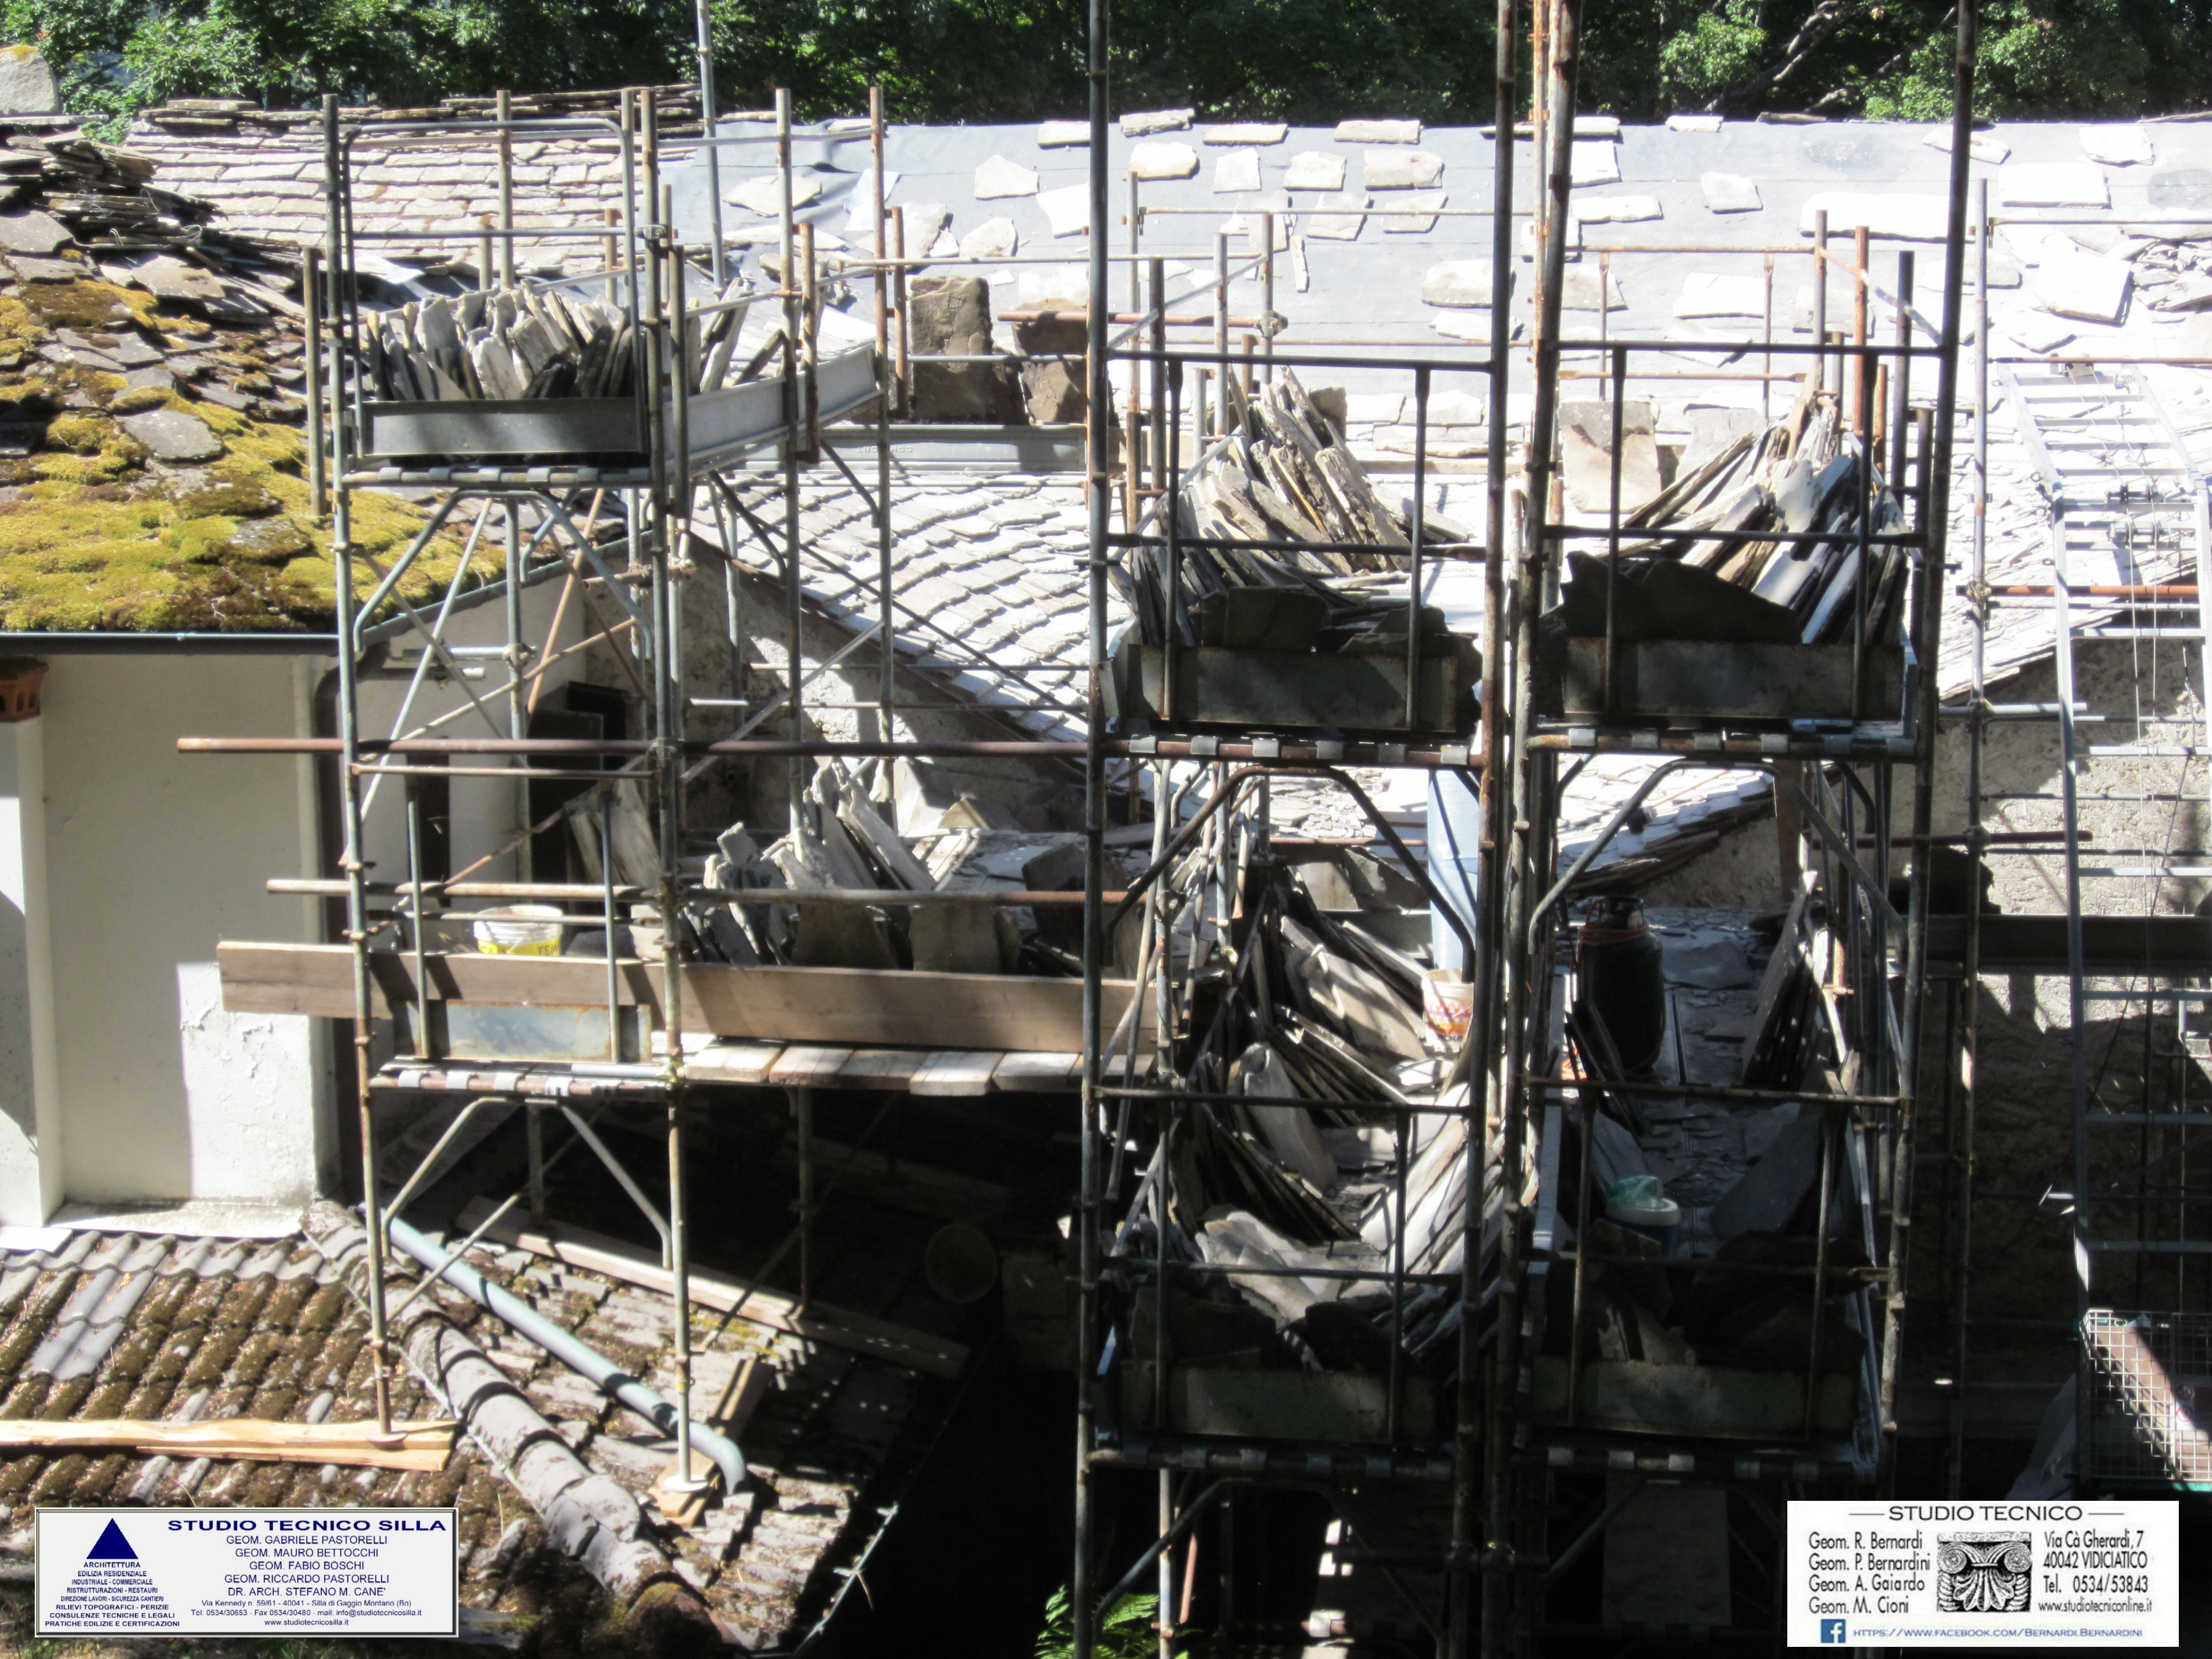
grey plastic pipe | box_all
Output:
[386,1214,746,1494]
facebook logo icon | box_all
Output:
[1819,1618,1849,1644]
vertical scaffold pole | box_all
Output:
[1446,1,1516,1650]
[695,0,725,288]
[777,88,805,837]
[496,89,515,290]
[304,246,326,520]
[1213,230,1230,437]
[324,91,393,1436]
[870,87,896,727]
[505,500,529,880]
[1075,0,1112,1642]
[1885,0,1979,1494]
[1948,172,1991,1497]
[647,214,696,1496]
[1488,0,1579,1648]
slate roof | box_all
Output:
[123,107,2212,821]
[0,1210,963,1650]
[716,471,1095,744]
[127,108,2212,370]
[0,133,479,632]
[134,87,705,278]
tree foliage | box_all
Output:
[5,0,687,131]
[6,0,2212,133]
[1034,1587,1172,1659]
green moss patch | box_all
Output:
[0,272,477,633]
[171,471,281,518]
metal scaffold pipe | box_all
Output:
[323,88,394,1439]
[1885,0,1980,1494]
[1446,0,1519,1648]
[1075,0,1111,1640]
[384,1214,744,1493]
[181,734,1490,769]
[694,0,724,287]
[1485,0,1581,1647]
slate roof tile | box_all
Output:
[0,1215,957,1648]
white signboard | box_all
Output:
[1786,1499,2178,1648]
[35,1508,457,1637]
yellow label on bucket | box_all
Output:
[472,910,565,956]
[477,936,562,956]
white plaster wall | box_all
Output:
[40,653,327,1208]
[0,718,60,1223]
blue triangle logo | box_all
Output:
[85,1520,134,1561]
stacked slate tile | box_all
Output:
[361,275,761,401]
[1120,367,1481,651]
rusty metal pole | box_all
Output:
[304,244,326,519]
[1446,0,1516,1645]
[1852,223,1872,437]
[1074,0,1112,1639]
[1488,0,1580,1650]
[1884,0,1979,1496]
[496,88,515,289]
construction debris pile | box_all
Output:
[5,132,215,246]
[1097,854,1880,1443]
[1521,895,1875,1432]
[1543,384,1907,653]
[1118,368,1481,654]
[361,275,764,402]
[1101,850,1506,1439]
[559,759,1121,976]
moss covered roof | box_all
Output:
[0,150,471,633]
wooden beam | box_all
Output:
[990,1051,1083,1091]
[682,1041,783,1084]
[681,961,1140,1050]
[0,1417,456,1471]
[832,1049,928,1091]
[908,1050,1003,1097]
[1737,886,1812,1083]
[220,942,1147,1053]
[766,1046,857,1088]
[457,1201,968,1379]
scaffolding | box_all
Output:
[1443,1,1975,1647]
[154,3,2030,1651]
[1934,171,2212,1494]
[182,56,1513,1652]
[182,84,951,1553]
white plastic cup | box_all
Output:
[1423,969,1474,1041]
